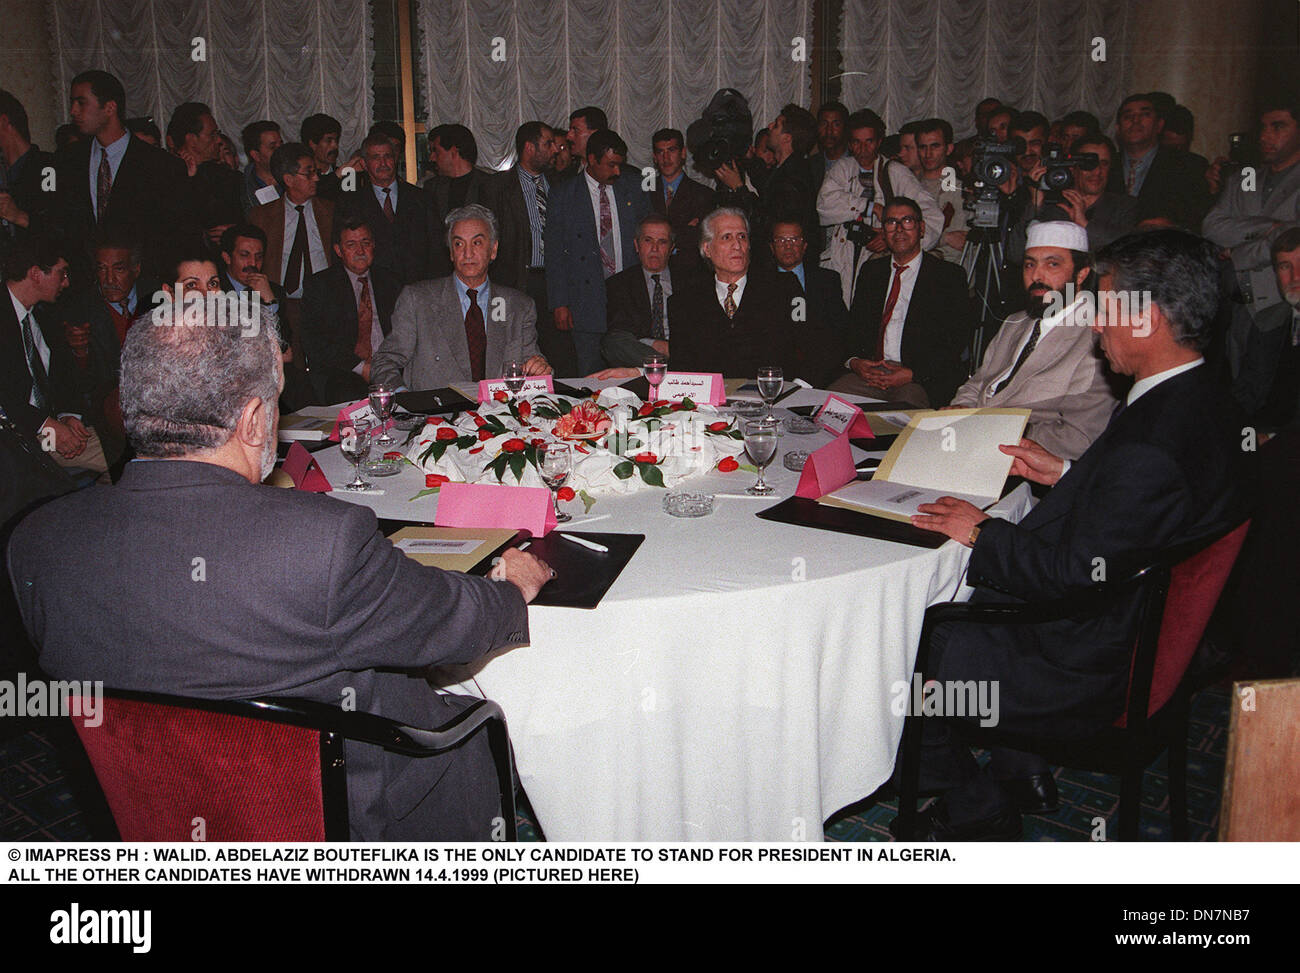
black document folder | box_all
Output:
[395,387,475,416]
[755,496,948,549]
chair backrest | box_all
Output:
[1118,521,1251,726]
[72,694,328,841]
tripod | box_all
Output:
[960,208,1012,374]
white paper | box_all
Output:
[825,479,993,518]
[658,372,717,403]
[254,184,280,205]
[883,411,1026,498]
[394,538,483,555]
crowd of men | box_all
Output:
[2,68,1294,840]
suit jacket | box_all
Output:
[600,264,665,367]
[950,306,1119,459]
[1107,145,1210,230]
[370,276,540,390]
[668,271,810,379]
[56,279,160,428]
[937,365,1254,737]
[247,196,336,289]
[0,145,54,258]
[0,288,84,439]
[335,178,436,285]
[845,252,971,406]
[785,261,849,384]
[6,459,529,839]
[484,166,542,291]
[1233,301,1300,431]
[759,154,822,266]
[187,161,244,232]
[300,263,402,402]
[429,167,494,278]
[545,170,650,334]
[649,172,714,264]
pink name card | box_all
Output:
[814,393,873,438]
[658,371,725,405]
[794,432,858,499]
[329,399,394,442]
[281,442,332,492]
[434,482,557,537]
[479,376,554,401]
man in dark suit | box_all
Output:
[1107,93,1210,230]
[55,70,193,283]
[769,216,848,386]
[755,105,822,268]
[7,309,554,840]
[301,216,402,403]
[0,89,54,263]
[649,128,714,268]
[906,230,1255,840]
[545,129,650,375]
[336,133,435,286]
[669,208,806,379]
[167,101,242,248]
[601,214,675,368]
[829,198,971,408]
[428,124,493,279]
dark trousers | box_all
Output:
[526,269,578,378]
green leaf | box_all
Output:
[457,434,477,449]
[534,405,561,420]
[488,454,508,481]
[508,452,526,481]
[578,489,597,513]
[679,396,697,410]
[408,486,441,501]
[638,462,665,487]
[612,461,634,480]
[738,463,757,473]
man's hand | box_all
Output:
[868,361,914,390]
[943,229,967,251]
[848,357,883,382]
[1059,189,1090,227]
[649,339,669,355]
[865,230,889,253]
[63,321,91,359]
[1206,156,1227,195]
[999,437,1064,486]
[911,497,989,546]
[206,222,233,247]
[0,191,30,227]
[177,148,201,178]
[41,417,89,459]
[523,354,551,376]
[714,161,744,190]
[499,547,554,603]
[243,271,277,304]
[588,366,639,380]
[553,307,574,331]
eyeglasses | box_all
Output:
[882,216,919,229]
[290,168,319,178]
[772,236,804,245]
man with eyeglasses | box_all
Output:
[829,197,971,409]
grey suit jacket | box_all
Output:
[6,459,530,839]
[950,308,1120,460]
[370,276,542,390]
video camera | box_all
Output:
[1036,142,1099,205]
[967,137,1023,229]
[685,88,753,176]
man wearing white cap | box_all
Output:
[949,220,1120,459]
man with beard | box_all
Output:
[812,101,850,198]
[949,221,1118,459]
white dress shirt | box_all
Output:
[714,274,747,313]
[372,180,398,214]
[280,200,328,298]
[584,169,623,272]
[880,254,920,362]
[9,287,49,408]
[346,266,386,376]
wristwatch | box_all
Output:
[967,524,982,548]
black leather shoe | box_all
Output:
[889,801,1022,841]
[999,773,1059,815]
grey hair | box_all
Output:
[698,207,749,257]
[121,302,281,457]
[445,203,499,250]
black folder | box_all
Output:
[755,496,949,549]
[394,387,475,416]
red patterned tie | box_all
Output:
[464,287,486,381]
[354,275,374,362]
[96,149,112,224]
[876,263,905,359]
[599,186,616,277]
[382,187,395,223]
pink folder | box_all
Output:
[282,442,332,492]
[434,482,557,536]
[794,432,857,499]
[814,393,873,438]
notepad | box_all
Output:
[818,408,1030,523]
[277,412,336,442]
[386,526,523,571]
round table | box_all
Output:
[309,386,1032,840]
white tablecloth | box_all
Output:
[308,387,1033,839]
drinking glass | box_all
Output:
[757,366,783,419]
[742,418,779,496]
[644,353,667,402]
[503,359,526,400]
[368,383,395,446]
[539,442,573,523]
[339,417,374,491]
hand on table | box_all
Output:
[911,497,988,546]
[41,417,89,459]
[999,437,1064,485]
[498,547,555,602]
[588,367,639,380]
[523,355,551,376]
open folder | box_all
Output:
[818,408,1030,523]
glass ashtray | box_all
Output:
[783,449,810,471]
[729,399,765,417]
[361,457,404,477]
[663,490,716,517]
[392,412,425,431]
[784,415,819,435]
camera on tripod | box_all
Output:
[1036,142,1099,205]
[966,137,1022,228]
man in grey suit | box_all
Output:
[7,307,554,840]
[371,204,551,390]
[950,221,1119,460]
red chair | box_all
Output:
[70,690,516,841]
[895,521,1250,841]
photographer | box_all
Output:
[1018,135,1137,253]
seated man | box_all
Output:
[1233,230,1300,433]
[668,207,805,380]
[300,216,402,403]
[7,305,553,840]
[769,216,849,386]
[906,229,1255,840]
[601,214,674,368]
[950,221,1119,459]
[371,203,550,390]
[830,197,971,407]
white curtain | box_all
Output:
[838,0,1133,140]
[46,0,374,158]
[417,0,815,170]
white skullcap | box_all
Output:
[1026,220,1090,252]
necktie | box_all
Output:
[876,263,906,359]
[354,275,374,361]
[107,302,134,345]
[993,319,1043,395]
[664,182,675,208]
[1126,159,1137,195]
[724,282,738,320]
[20,312,49,412]
[533,174,547,261]
[96,149,112,224]
[651,273,665,339]
[285,204,310,294]
[464,287,487,381]
[599,185,616,278]
[382,187,395,223]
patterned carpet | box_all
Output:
[0,688,1229,842]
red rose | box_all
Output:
[575,445,589,455]
[518,400,532,418]
[424,416,443,426]
[468,446,484,454]
[469,412,486,428]
[383,451,403,461]
[493,390,509,403]
[557,486,575,502]
[638,403,656,417]
[436,426,458,441]
[477,428,495,441]
[633,452,658,464]
[707,421,729,432]
[502,438,527,453]
[528,426,540,432]
[531,438,546,449]
[424,473,449,487]
[654,399,670,407]
[717,456,739,472]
